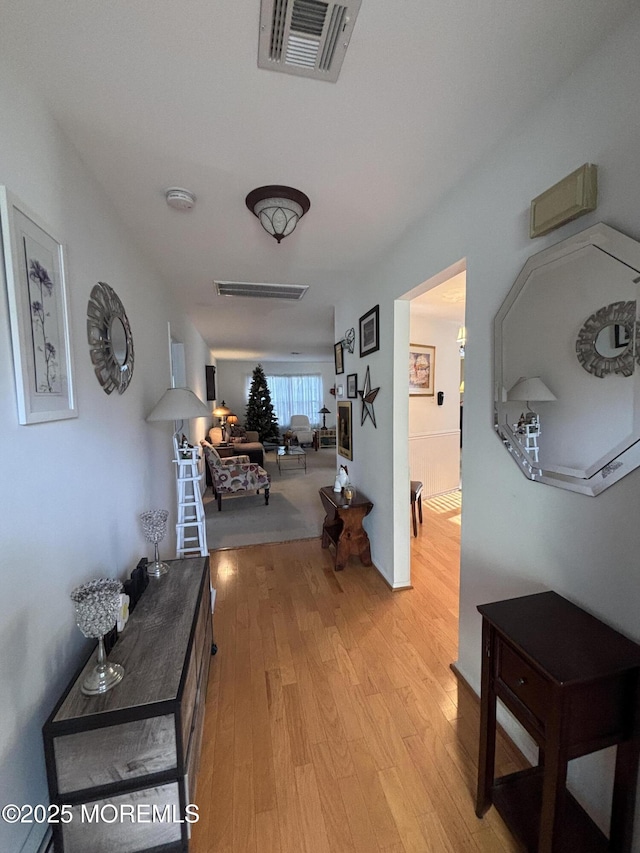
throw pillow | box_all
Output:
[230,424,247,439]
[231,436,248,444]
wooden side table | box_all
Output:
[319,485,373,570]
[476,591,640,853]
[313,428,336,450]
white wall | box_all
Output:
[408,312,461,436]
[335,9,640,841]
[0,58,210,853]
[408,312,462,497]
[215,359,336,429]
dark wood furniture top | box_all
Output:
[319,485,373,571]
[476,590,640,853]
[44,557,212,853]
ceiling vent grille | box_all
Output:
[259,0,361,83]
[215,281,309,301]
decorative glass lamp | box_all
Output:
[70,579,124,695]
[140,509,170,577]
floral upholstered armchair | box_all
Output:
[201,443,271,511]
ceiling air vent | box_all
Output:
[258,0,361,83]
[215,281,309,301]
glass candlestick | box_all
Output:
[140,509,170,577]
[70,578,124,696]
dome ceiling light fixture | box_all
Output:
[245,185,310,243]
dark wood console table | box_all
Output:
[476,591,640,853]
[319,485,373,570]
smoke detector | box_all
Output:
[165,188,196,211]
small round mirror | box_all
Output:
[109,316,128,366]
[594,323,631,358]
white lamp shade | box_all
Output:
[507,377,557,402]
[146,387,211,421]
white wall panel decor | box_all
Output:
[409,431,460,497]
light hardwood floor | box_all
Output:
[192,490,526,852]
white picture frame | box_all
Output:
[0,187,77,423]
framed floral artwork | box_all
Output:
[409,343,435,396]
[0,187,77,423]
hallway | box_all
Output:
[192,493,525,852]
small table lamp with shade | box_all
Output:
[212,400,235,441]
[319,406,330,430]
[507,376,557,463]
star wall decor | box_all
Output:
[359,365,380,427]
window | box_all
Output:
[244,373,323,429]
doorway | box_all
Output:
[393,259,466,595]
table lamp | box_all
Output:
[319,406,330,430]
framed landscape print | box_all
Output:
[409,343,435,396]
[359,304,379,357]
[337,401,353,460]
[347,373,357,398]
[0,187,77,423]
[334,341,344,374]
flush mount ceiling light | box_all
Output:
[245,185,310,243]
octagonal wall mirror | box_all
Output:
[494,223,640,496]
[87,281,134,395]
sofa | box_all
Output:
[206,426,265,466]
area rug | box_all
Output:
[204,447,336,549]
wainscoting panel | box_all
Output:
[409,430,461,497]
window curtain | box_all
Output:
[244,374,323,429]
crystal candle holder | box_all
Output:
[70,578,124,695]
[140,509,170,577]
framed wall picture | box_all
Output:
[334,341,344,374]
[359,304,380,357]
[205,365,216,400]
[347,373,358,398]
[409,343,436,396]
[337,400,353,460]
[0,187,77,423]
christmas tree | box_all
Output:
[245,364,279,441]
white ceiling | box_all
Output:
[0,1,634,361]
[413,272,466,324]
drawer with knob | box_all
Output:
[495,637,550,734]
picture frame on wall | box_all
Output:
[347,373,358,398]
[359,304,380,357]
[0,187,77,424]
[205,365,216,401]
[337,400,353,461]
[409,343,436,396]
[334,341,344,374]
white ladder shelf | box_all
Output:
[173,438,208,558]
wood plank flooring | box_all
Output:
[192,490,526,852]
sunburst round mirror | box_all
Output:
[87,282,134,394]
